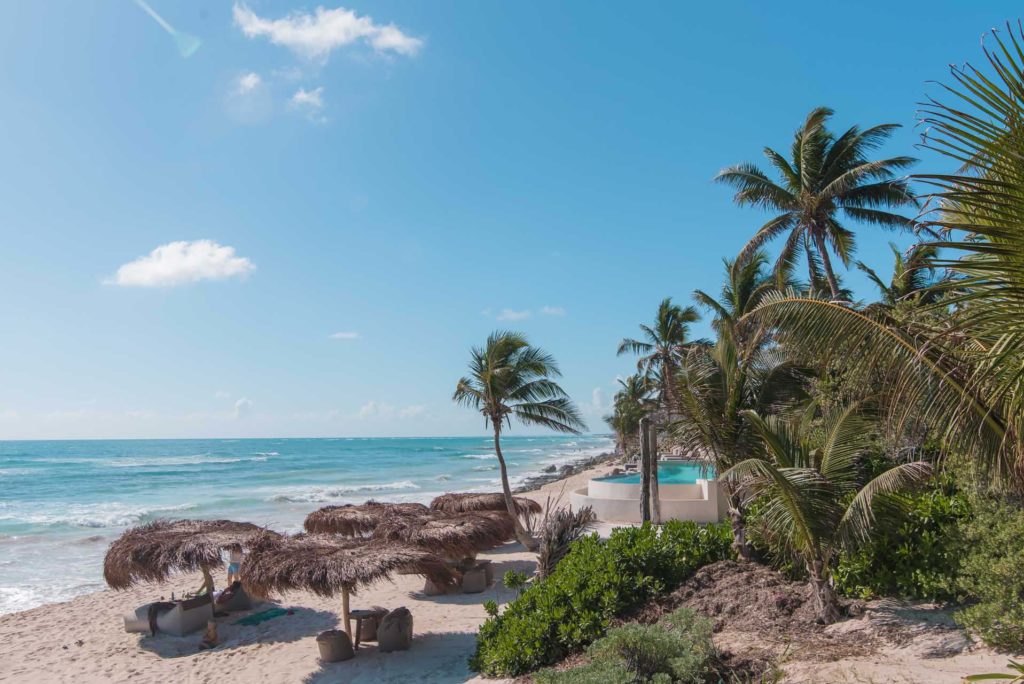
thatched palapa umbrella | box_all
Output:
[372,510,515,559]
[430,492,542,517]
[242,532,455,637]
[104,518,274,595]
[303,500,430,536]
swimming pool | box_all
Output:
[595,462,715,484]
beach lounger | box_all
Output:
[123,595,213,637]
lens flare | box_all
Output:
[131,0,201,58]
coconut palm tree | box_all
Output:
[716,107,918,299]
[856,242,942,308]
[744,27,1024,490]
[617,298,701,412]
[674,252,808,559]
[604,374,655,456]
[726,403,932,623]
[453,331,585,550]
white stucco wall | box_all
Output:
[569,477,724,524]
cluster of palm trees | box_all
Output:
[604,24,1024,622]
[454,23,1024,624]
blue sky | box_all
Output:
[0,1,1016,439]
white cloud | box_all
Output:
[357,401,426,420]
[233,3,423,61]
[214,390,232,399]
[107,240,255,288]
[236,71,262,93]
[591,388,606,413]
[497,308,531,321]
[330,331,360,340]
[541,305,566,316]
[292,86,324,110]
[233,397,253,419]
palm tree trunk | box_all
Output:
[726,486,752,562]
[648,421,661,525]
[639,417,652,522]
[808,558,842,624]
[813,231,842,299]
[493,425,537,551]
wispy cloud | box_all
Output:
[291,86,326,121]
[214,390,232,399]
[233,397,253,419]
[356,401,426,420]
[540,305,566,316]
[236,72,262,93]
[107,240,255,287]
[330,331,360,340]
[233,3,423,61]
[497,308,531,321]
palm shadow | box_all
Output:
[136,601,338,658]
[304,631,479,684]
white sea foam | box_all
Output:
[268,480,421,503]
[0,502,198,529]
[103,453,266,468]
[461,453,495,460]
[472,464,497,471]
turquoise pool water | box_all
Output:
[596,462,714,484]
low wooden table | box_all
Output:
[349,608,388,650]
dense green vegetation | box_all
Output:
[470,522,732,677]
[534,608,715,684]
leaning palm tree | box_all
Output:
[716,107,918,299]
[726,403,932,623]
[618,298,701,411]
[453,331,586,550]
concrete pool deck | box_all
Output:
[569,461,727,524]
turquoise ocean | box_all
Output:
[0,434,613,615]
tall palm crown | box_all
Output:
[617,297,701,410]
[453,331,585,549]
[453,331,585,434]
[716,107,918,299]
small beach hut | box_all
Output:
[429,492,542,517]
[241,532,455,638]
[371,510,515,559]
[104,519,274,595]
[303,501,430,536]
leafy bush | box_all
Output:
[833,477,971,601]
[470,521,732,677]
[955,498,1024,651]
[535,608,714,684]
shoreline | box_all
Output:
[0,454,1012,683]
[0,456,622,684]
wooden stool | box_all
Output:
[349,608,388,650]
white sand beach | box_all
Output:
[0,465,1011,683]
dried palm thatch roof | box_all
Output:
[302,500,430,536]
[104,518,274,590]
[372,510,515,558]
[241,532,456,599]
[429,492,542,516]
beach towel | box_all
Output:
[233,608,289,626]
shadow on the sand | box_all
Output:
[137,602,338,659]
[304,631,479,684]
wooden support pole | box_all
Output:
[649,422,661,525]
[342,586,351,638]
[639,417,651,522]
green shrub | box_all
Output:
[470,521,733,677]
[536,608,714,684]
[833,477,971,601]
[954,498,1024,651]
